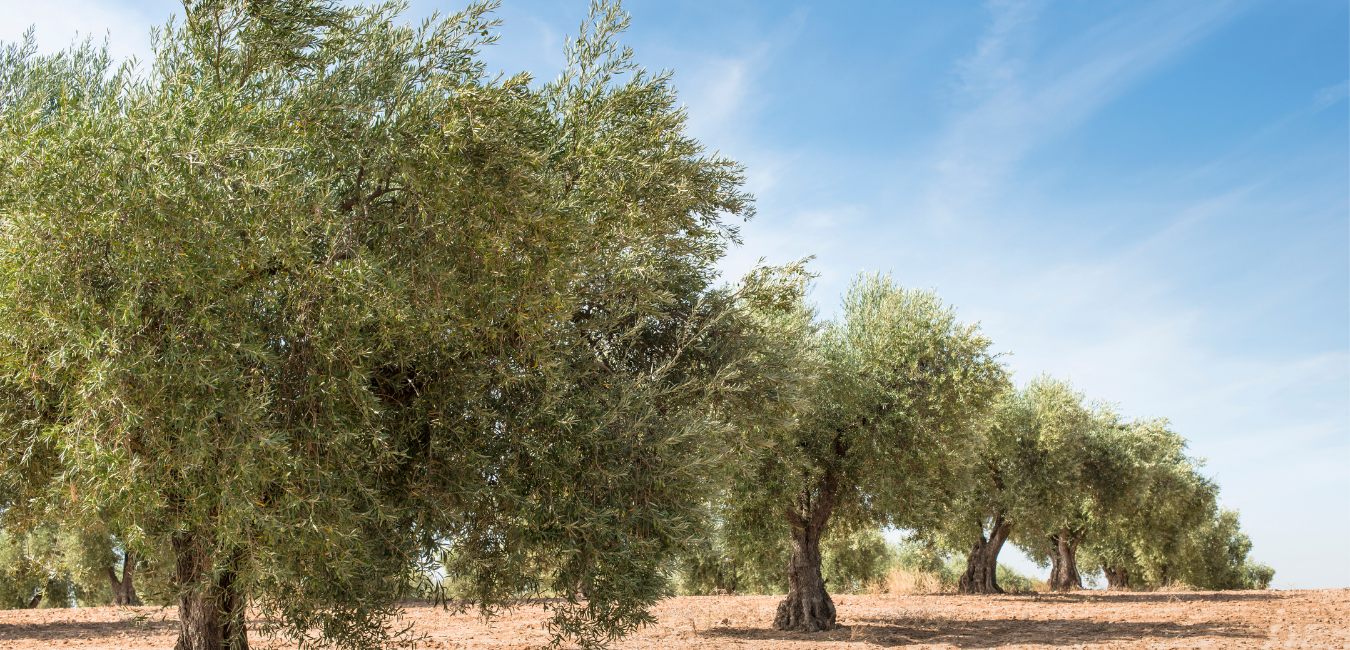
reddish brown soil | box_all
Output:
[0,590,1344,649]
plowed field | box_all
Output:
[0,590,1344,649]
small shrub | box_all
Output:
[995,564,1043,593]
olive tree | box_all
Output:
[726,273,1006,632]
[940,376,1134,593]
[1171,508,1274,590]
[1078,419,1217,590]
[0,1,783,647]
[931,376,1099,594]
[1010,395,1185,592]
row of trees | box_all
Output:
[941,377,1273,596]
[661,283,1272,633]
[670,375,1271,611]
[0,0,1268,648]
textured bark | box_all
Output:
[1102,565,1130,590]
[107,552,142,606]
[957,514,1013,595]
[26,590,42,608]
[1047,530,1084,592]
[173,535,249,650]
[773,472,838,633]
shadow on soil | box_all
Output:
[703,619,1263,648]
[991,591,1286,605]
[0,616,177,641]
[702,592,1274,648]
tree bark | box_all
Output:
[173,534,249,650]
[26,589,43,608]
[773,472,838,633]
[957,514,1012,595]
[1102,565,1130,590]
[1047,530,1083,592]
[107,551,142,606]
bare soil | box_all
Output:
[0,590,1344,649]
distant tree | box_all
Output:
[819,528,892,594]
[974,379,1149,592]
[0,526,64,608]
[0,1,788,648]
[1170,508,1274,590]
[0,523,122,608]
[1079,419,1217,590]
[725,273,1006,631]
[934,376,1097,594]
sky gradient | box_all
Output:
[2,0,1346,589]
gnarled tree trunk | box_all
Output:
[107,551,141,606]
[174,534,249,650]
[1047,529,1083,591]
[957,513,1012,594]
[1102,565,1130,590]
[773,472,837,633]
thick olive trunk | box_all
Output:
[1102,565,1130,590]
[1047,530,1083,592]
[773,473,838,633]
[957,515,1012,595]
[174,535,249,650]
[107,552,142,606]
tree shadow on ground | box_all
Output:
[0,616,177,641]
[984,591,1286,605]
[702,618,1263,648]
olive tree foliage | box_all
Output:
[1011,395,1199,592]
[0,0,793,647]
[957,376,1142,593]
[725,273,1007,632]
[932,376,1099,594]
[1077,419,1218,590]
[1170,508,1274,590]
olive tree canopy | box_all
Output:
[934,376,1100,594]
[726,273,1007,632]
[0,1,789,647]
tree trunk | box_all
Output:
[957,514,1012,595]
[1047,530,1083,592]
[1102,565,1130,590]
[773,473,838,633]
[107,551,142,606]
[26,589,43,608]
[173,534,249,650]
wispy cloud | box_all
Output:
[927,0,1246,220]
[676,6,807,147]
[1312,79,1349,112]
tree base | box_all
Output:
[957,523,1010,595]
[772,589,837,632]
[957,562,1004,594]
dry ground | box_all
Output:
[0,590,1344,649]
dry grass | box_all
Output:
[869,566,950,595]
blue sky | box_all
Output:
[2,0,1346,589]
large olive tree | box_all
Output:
[726,273,1007,632]
[0,1,783,647]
